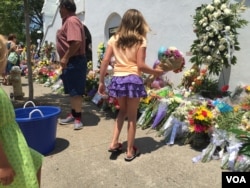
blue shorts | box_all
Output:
[6,61,14,73]
[60,55,87,96]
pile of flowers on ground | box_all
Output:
[136,81,250,171]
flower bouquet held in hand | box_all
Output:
[145,47,185,88]
[156,47,185,73]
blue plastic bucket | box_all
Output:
[15,101,61,155]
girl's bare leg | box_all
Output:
[37,167,42,187]
[126,98,140,157]
[109,97,127,149]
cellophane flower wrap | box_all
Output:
[221,133,243,171]
[152,98,168,129]
[192,128,228,163]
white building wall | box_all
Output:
[42,0,250,89]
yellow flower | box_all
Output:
[233,105,240,112]
[196,114,205,121]
[188,125,195,132]
[245,85,250,92]
[141,96,151,104]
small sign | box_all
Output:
[222,172,250,188]
[109,27,118,38]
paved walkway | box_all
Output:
[1,77,222,188]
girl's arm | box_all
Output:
[0,143,16,186]
[137,47,163,77]
[98,44,113,96]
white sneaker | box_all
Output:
[59,114,75,125]
[74,120,83,130]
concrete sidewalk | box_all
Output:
[1,77,222,188]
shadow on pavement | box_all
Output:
[121,136,165,155]
[46,137,70,156]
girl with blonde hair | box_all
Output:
[98,9,163,161]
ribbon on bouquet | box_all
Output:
[222,30,235,66]
[227,142,242,170]
[167,118,183,145]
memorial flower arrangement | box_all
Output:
[180,66,206,93]
[182,103,216,149]
[97,42,105,69]
[190,0,248,75]
[188,104,214,133]
[40,41,56,61]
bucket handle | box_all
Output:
[23,101,36,108]
[29,109,44,119]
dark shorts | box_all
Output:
[60,55,87,96]
[6,61,14,73]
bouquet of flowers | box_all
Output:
[179,65,204,93]
[156,46,185,73]
[184,102,215,149]
[97,42,105,69]
[190,0,248,75]
[145,46,185,87]
[188,104,214,133]
[40,41,56,61]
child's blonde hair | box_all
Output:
[0,35,7,73]
[115,9,150,49]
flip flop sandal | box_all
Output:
[124,146,140,162]
[108,143,123,153]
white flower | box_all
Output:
[209,40,215,46]
[220,4,227,10]
[184,71,190,77]
[206,55,213,62]
[223,8,231,15]
[202,35,209,41]
[225,26,231,32]
[213,0,221,6]
[203,46,210,52]
[197,76,202,80]
[213,10,222,19]
[218,24,224,31]
[202,23,208,27]
[219,45,226,51]
[208,32,214,38]
[206,26,211,31]
[168,46,177,51]
[219,38,227,44]
[206,4,215,12]
[208,14,213,20]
